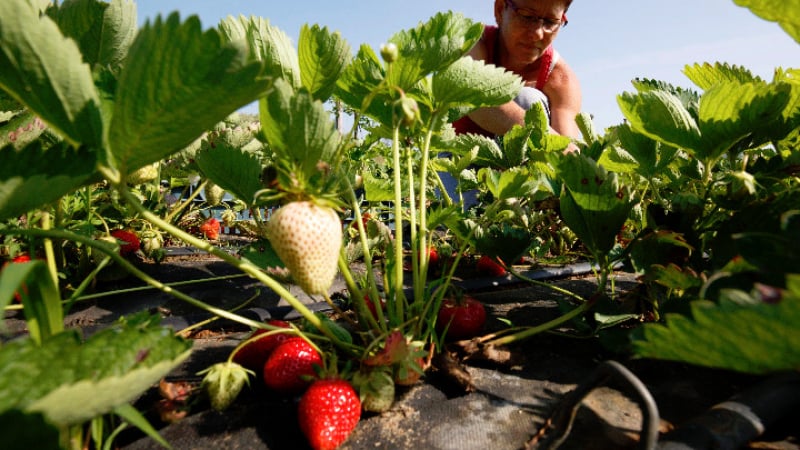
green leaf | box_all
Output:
[697,81,790,160]
[648,263,704,291]
[473,223,534,264]
[445,132,505,167]
[109,12,270,173]
[557,154,635,260]
[432,57,522,108]
[0,410,60,450]
[218,15,301,89]
[258,79,341,178]
[0,260,64,343]
[683,62,761,91]
[733,0,800,44]
[238,238,284,269]
[632,291,800,374]
[298,24,351,101]
[387,11,483,91]
[627,230,695,277]
[0,141,98,221]
[195,136,264,206]
[336,44,391,124]
[615,123,679,179]
[617,90,702,155]
[363,171,395,202]
[478,166,538,201]
[113,404,172,450]
[0,314,192,426]
[597,145,639,174]
[0,0,103,148]
[48,0,138,70]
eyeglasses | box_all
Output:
[504,0,567,33]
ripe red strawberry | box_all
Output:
[199,217,221,240]
[476,255,507,277]
[4,254,31,302]
[436,294,487,340]
[110,229,140,255]
[363,294,386,321]
[266,201,342,295]
[298,379,361,450]
[232,320,293,373]
[262,337,322,395]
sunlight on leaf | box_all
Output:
[0,141,98,221]
[432,57,521,108]
[733,0,800,44]
[0,314,192,426]
[632,285,800,374]
[110,12,270,173]
[218,15,300,88]
[299,24,351,101]
[387,12,483,91]
[617,90,702,155]
[0,0,103,148]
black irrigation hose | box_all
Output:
[537,360,660,450]
[656,371,800,450]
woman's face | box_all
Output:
[495,0,568,64]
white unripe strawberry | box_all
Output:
[266,201,342,295]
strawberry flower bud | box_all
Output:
[380,42,398,63]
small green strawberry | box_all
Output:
[139,230,163,257]
[205,181,226,206]
[127,162,159,185]
[221,209,238,228]
[266,201,342,295]
[197,361,253,411]
[298,378,361,450]
[353,366,395,413]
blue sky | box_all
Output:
[135,0,800,132]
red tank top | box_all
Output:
[453,25,555,137]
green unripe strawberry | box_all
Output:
[266,201,342,295]
[127,162,160,185]
[140,230,163,254]
[354,366,395,413]
[205,181,226,206]
[197,361,253,411]
[221,209,238,228]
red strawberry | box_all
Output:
[266,201,342,295]
[232,320,293,373]
[262,337,322,395]
[4,254,31,302]
[436,294,487,340]
[110,229,141,255]
[363,294,386,321]
[298,379,361,450]
[200,218,221,240]
[476,255,507,277]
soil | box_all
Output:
[4,249,798,450]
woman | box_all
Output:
[454,0,581,141]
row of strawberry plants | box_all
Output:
[1,0,799,448]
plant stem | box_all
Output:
[485,296,595,346]
[390,124,407,320]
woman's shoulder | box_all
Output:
[469,24,497,61]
